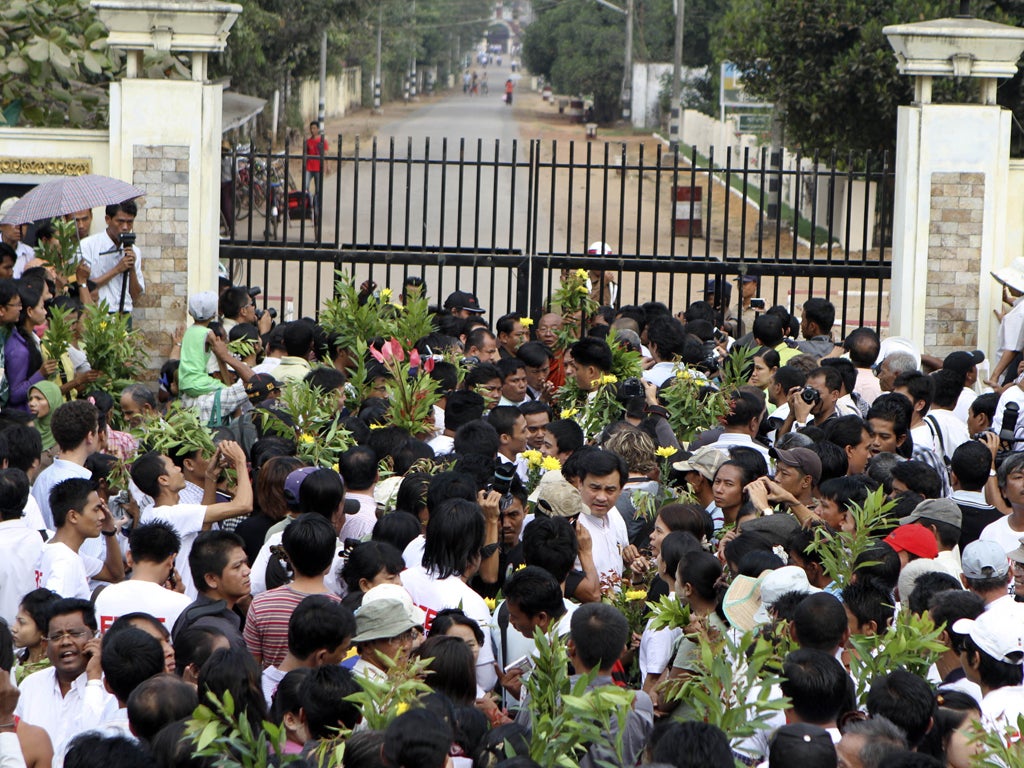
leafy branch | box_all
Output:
[186,690,299,768]
[806,487,893,589]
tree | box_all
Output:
[716,0,957,156]
[522,0,626,122]
[0,0,121,127]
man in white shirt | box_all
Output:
[488,406,529,483]
[924,370,971,464]
[16,599,118,766]
[427,390,485,456]
[0,468,44,625]
[338,446,380,542]
[129,440,253,598]
[642,316,689,387]
[31,400,100,530]
[350,597,423,683]
[94,521,191,633]
[573,450,629,579]
[36,478,124,600]
[705,390,771,464]
[77,200,144,314]
[942,350,984,422]
[981,452,1024,554]
[960,540,1015,612]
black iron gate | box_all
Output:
[219,138,893,337]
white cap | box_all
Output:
[361,582,426,625]
[187,291,219,322]
[876,336,921,369]
[992,257,1024,295]
[952,606,1024,665]
[753,565,820,625]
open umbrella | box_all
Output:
[0,174,144,225]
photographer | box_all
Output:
[78,200,145,316]
[219,286,273,337]
[780,366,842,434]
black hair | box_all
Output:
[808,441,848,484]
[544,419,585,455]
[413,635,477,706]
[50,597,97,632]
[927,589,984,652]
[218,287,251,320]
[49,477,96,528]
[496,357,526,381]
[488,405,524,439]
[282,513,339,577]
[906,571,961,616]
[519,400,554,419]
[657,503,715,542]
[569,602,628,672]
[382,709,452,768]
[772,365,807,395]
[736,549,784,577]
[780,649,852,725]
[660,532,703,582]
[305,366,347,393]
[288,594,356,660]
[802,298,835,334]
[577,448,628,486]
[466,327,496,353]
[844,327,881,368]
[425,471,477,513]
[503,565,566,620]
[129,520,181,564]
[853,542,901,595]
[282,320,314,358]
[930,369,963,410]
[647,316,687,359]
[339,445,378,491]
[101,627,165,702]
[173,626,227,676]
[818,475,874,514]
[950,440,991,491]
[963,634,1024,690]
[427,360,459,394]
[893,370,934,415]
[651,721,734,768]
[453,419,500,457]
[516,341,553,368]
[188,530,246,594]
[130,451,169,499]
[65,733,149,768]
[841,581,894,634]
[753,314,785,348]
[431,608,485,646]
[0,467,28,522]
[2,425,40,474]
[299,665,362,737]
[569,337,613,372]
[723,531,773,573]
[268,667,309,723]
[197,648,268,733]
[677,549,724,607]
[294,467,346,516]
[866,671,937,748]
[724,390,764,426]
[791,593,847,651]
[726,446,770,484]
[106,200,138,218]
[51,399,98,452]
[969,392,999,424]
[423,498,484,579]
[341,540,405,593]
[150,719,215,768]
[18,588,60,638]
[127,674,199,743]
[393,472,431,520]
[823,415,869,451]
[464,361,502,390]
[521,516,578,584]
[891,460,942,499]
[820,357,857,397]
[444,390,486,432]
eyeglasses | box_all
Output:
[47,628,93,643]
[4,301,21,309]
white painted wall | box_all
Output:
[0,128,111,180]
[295,68,363,122]
[631,62,672,130]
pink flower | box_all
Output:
[409,348,422,370]
[370,338,406,364]
[423,355,436,373]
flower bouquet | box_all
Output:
[371,338,442,440]
[80,301,148,392]
[259,379,353,468]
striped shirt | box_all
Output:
[243,586,341,668]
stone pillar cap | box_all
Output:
[884,16,1024,79]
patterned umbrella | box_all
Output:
[0,174,144,225]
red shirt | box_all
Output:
[305,135,327,172]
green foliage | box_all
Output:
[524,627,638,768]
[969,714,1024,768]
[806,487,893,589]
[227,337,257,361]
[259,378,353,468]
[521,0,627,123]
[132,402,217,460]
[187,690,299,768]
[0,0,121,127]
[34,218,81,281]
[320,272,395,351]
[716,0,961,155]
[80,301,148,392]
[662,629,789,747]
[659,368,726,443]
[846,610,947,704]
[41,305,75,364]
[645,593,691,632]
[342,652,433,732]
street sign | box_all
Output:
[737,113,771,134]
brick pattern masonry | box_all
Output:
[131,145,190,375]
[926,171,984,356]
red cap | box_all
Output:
[883,523,938,559]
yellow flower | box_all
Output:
[369,423,384,430]
[99,321,108,330]
[577,286,590,294]
[299,433,315,444]
[516,563,526,571]
[599,374,618,385]
[395,701,410,716]
[522,449,543,468]
[625,589,648,602]
[560,408,579,419]
[332,463,340,472]
[655,446,678,459]
[520,317,533,328]
[484,597,497,611]
[380,287,393,301]
[575,268,589,280]
[541,456,561,471]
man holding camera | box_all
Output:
[780,366,843,434]
[78,200,145,315]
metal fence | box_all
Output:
[219,138,894,337]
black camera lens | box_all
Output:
[800,386,820,404]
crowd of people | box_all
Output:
[0,235,1018,768]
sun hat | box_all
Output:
[752,565,820,625]
[351,598,421,643]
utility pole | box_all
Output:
[409,0,417,98]
[317,29,327,129]
[669,0,684,149]
[622,0,634,122]
[374,5,382,112]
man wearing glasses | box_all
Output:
[15,598,117,763]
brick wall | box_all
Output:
[925,171,984,356]
[131,145,190,375]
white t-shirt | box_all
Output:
[0,519,44,624]
[36,541,102,600]
[924,410,970,461]
[250,530,346,597]
[427,434,454,456]
[639,616,682,679]
[1001,297,1024,353]
[578,509,628,579]
[140,503,207,599]
[402,535,425,570]
[31,459,91,530]
[94,579,192,633]
[399,565,497,692]
[981,685,1024,739]
[980,515,1024,554]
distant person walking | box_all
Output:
[505,79,514,106]
[304,122,327,214]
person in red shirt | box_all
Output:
[304,121,327,212]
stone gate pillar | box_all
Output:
[92,0,240,358]
[884,16,1024,358]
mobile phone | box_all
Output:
[750,298,766,310]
